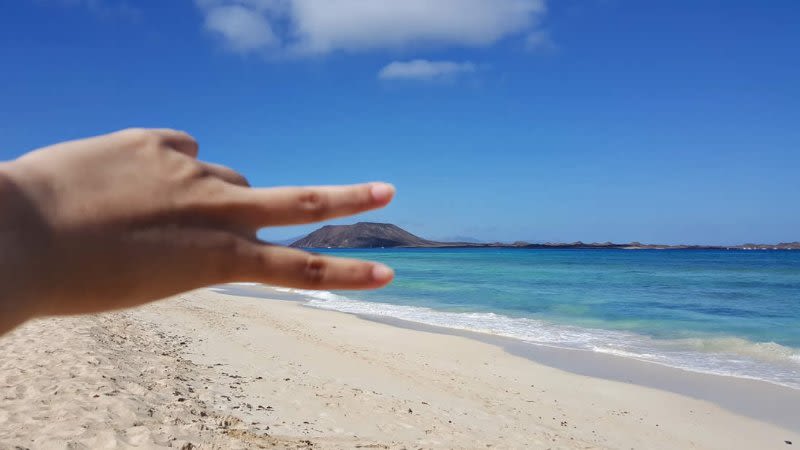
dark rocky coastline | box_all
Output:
[289,222,799,250]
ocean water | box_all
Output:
[280,249,800,389]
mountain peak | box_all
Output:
[290,223,436,248]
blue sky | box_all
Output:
[1,1,798,245]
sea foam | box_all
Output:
[282,288,800,390]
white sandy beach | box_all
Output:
[1,287,797,449]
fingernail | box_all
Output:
[371,264,394,283]
[370,183,395,203]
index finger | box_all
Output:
[228,182,395,227]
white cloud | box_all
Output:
[288,0,545,54]
[195,0,548,55]
[204,5,278,52]
[378,60,476,81]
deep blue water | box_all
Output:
[280,249,800,389]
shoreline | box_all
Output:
[365,314,800,432]
[3,288,798,448]
[219,284,800,433]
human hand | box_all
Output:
[0,128,394,332]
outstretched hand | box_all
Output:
[0,128,395,333]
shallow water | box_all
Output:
[279,249,800,389]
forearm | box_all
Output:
[0,162,44,334]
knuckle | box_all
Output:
[298,189,328,220]
[117,127,147,137]
[122,128,157,142]
[252,248,272,274]
[212,164,249,187]
[119,128,166,152]
[177,132,199,152]
[192,178,231,204]
[237,245,272,279]
[303,255,326,286]
[223,238,278,282]
[170,159,206,185]
[180,131,198,145]
[232,172,250,187]
[186,161,210,179]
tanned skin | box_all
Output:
[0,128,395,334]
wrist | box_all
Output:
[0,161,47,332]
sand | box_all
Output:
[1,287,797,449]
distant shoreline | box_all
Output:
[289,222,800,250]
[299,244,800,250]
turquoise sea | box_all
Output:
[276,249,800,389]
